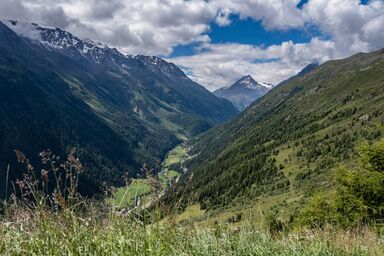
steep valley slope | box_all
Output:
[0,21,238,197]
[164,49,384,223]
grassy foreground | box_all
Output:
[0,205,383,256]
[1,145,382,255]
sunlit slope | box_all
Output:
[165,49,384,215]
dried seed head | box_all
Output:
[27,164,34,172]
[41,169,49,183]
[15,179,26,189]
[15,150,28,164]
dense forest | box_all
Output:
[164,50,384,225]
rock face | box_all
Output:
[214,75,273,111]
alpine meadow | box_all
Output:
[0,1,384,255]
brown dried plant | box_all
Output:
[12,149,85,211]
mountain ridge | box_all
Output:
[3,20,238,126]
[164,49,384,219]
[0,20,238,197]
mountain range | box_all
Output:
[0,20,238,197]
[214,75,273,110]
[164,49,384,220]
[2,19,383,226]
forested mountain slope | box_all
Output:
[165,49,384,215]
[0,21,238,197]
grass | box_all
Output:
[111,169,181,209]
[163,145,186,166]
[173,204,206,224]
[111,169,180,209]
[112,179,152,208]
[110,143,188,210]
[168,192,303,228]
[159,170,179,188]
[0,205,382,255]
[1,145,382,255]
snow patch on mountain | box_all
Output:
[3,20,112,63]
[1,20,190,80]
[258,81,274,89]
[235,75,274,90]
[238,76,257,89]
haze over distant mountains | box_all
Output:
[214,75,273,110]
[0,20,238,197]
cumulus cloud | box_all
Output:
[169,38,338,91]
[211,0,305,30]
[0,0,383,88]
[302,0,384,54]
[171,0,384,89]
[0,0,216,55]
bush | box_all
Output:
[265,213,287,234]
[296,139,384,228]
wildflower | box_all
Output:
[15,179,26,190]
[15,150,28,164]
[27,164,34,172]
[41,169,49,183]
[40,149,52,164]
[68,153,83,174]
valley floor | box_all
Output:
[110,143,189,210]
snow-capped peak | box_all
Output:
[214,75,274,110]
[2,20,110,63]
[238,75,256,89]
[1,20,185,77]
[234,75,273,90]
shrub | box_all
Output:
[296,139,384,228]
[265,213,287,234]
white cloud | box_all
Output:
[302,0,384,54]
[0,0,383,88]
[170,0,384,89]
[0,0,309,55]
[0,0,217,55]
[169,38,338,91]
[211,0,305,30]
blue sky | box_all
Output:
[1,0,383,90]
[170,0,371,58]
[166,0,384,90]
[169,15,325,58]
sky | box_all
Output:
[0,0,383,91]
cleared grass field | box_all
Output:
[163,145,186,166]
[111,144,187,209]
[159,170,179,188]
[112,179,152,208]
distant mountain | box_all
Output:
[0,20,238,197]
[164,49,384,218]
[214,75,273,110]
